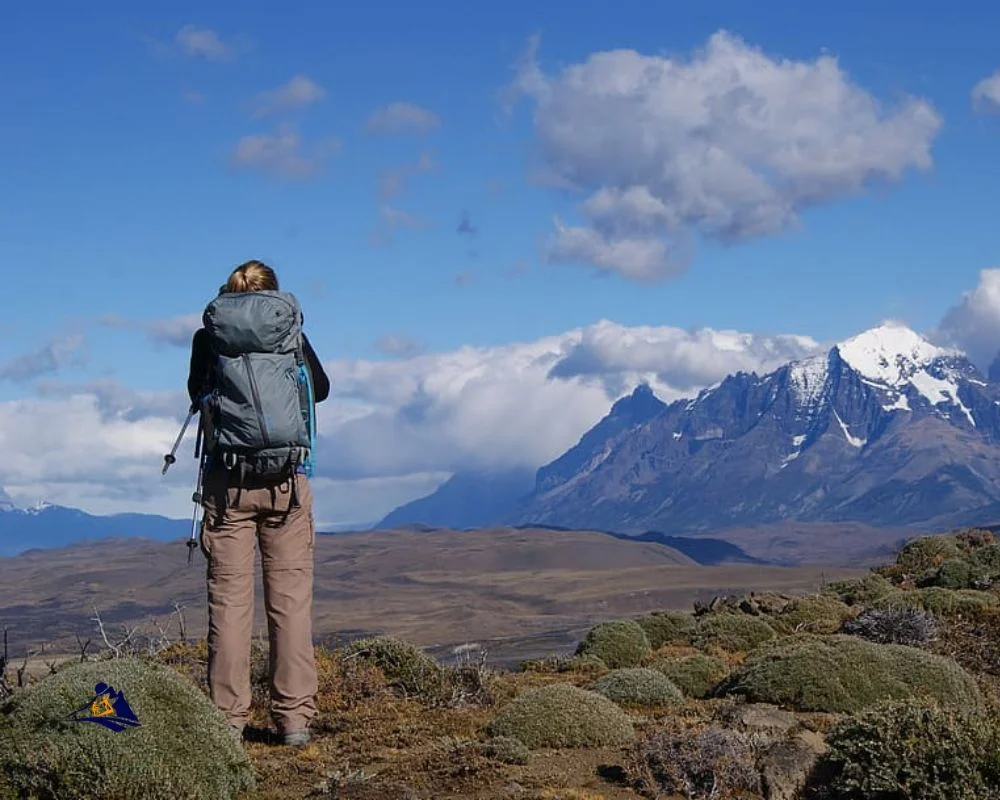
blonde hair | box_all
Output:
[225,260,279,293]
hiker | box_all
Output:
[186,259,330,747]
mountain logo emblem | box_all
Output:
[66,682,141,732]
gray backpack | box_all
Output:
[198,290,316,479]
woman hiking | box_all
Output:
[186,259,330,747]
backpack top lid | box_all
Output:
[203,290,303,356]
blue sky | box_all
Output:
[2,1,1000,523]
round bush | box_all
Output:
[635,611,698,649]
[486,683,635,749]
[693,614,776,653]
[481,735,530,765]
[774,596,854,635]
[650,654,730,699]
[897,536,963,573]
[814,700,1000,800]
[920,558,977,590]
[342,636,445,700]
[0,657,255,800]
[824,574,893,606]
[720,634,982,714]
[588,668,684,708]
[575,620,651,669]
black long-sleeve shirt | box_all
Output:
[187,328,331,406]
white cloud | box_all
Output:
[507,31,943,281]
[253,75,326,118]
[366,102,441,135]
[972,70,1000,113]
[99,313,201,348]
[375,334,424,358]
[231,125,342,180]
[0,334,87,382]
[175,25,238,62]
[932,268,1000,369]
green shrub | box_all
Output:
[968,543,1000,574]
[342,636,446,701]
[635,611,698,648]
[919,558,977,590]
[774,596,854,635]
[650,654,729,699]
[824,574,893,606]
[870,588,925,611]
[481,735,530,765]
[588,668,684,708]
[575,620,651,669]
[693,613,776,653]
[813,699,1000,799]
[896,536,963,573]
[486,683,634,749]
[720,634,982,714]
[0,657,255,800]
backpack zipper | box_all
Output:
[243,353,271,446]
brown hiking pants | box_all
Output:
[199,466,318,734]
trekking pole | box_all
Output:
[162,404,196,475]
[187,422,206,565]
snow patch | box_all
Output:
[909,371,976,427]
[780,450,801,468]
[832,409,866,448]
[837,323,958,387]
[792,434,807,446]
[672,432,682,440]
[787,356,828,410]
[882,394,911,412]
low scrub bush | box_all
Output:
[587,668,684,708]
[824,573,893,606]
[693,613,776,653]
[486,683,634,749]
[650,654,730,699]
[575,620,651,669]
[842,606,937,647]
[635,611,697,649]
[774,596,855,635]
[0,657,255,800]
[720,634,982,714]
[481,735,530,765]
[624,722,763,800]
[811,699,1000,799]
[342,636,447,702]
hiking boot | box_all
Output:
[280,729,310,747]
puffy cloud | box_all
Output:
[377,150,436,201]
[365,102,441,135]
[231,124,342,180]
[253,75,326,118]
[0,333,87,382]
[973,70,1000,113]
[932,267,1000,369]
[507,31,942,281]
[175,25,238,62]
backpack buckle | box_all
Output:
[223,451,239,470]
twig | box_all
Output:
[0,626,12,698]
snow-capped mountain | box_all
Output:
[382,322,1000,546]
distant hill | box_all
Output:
[0,501,186,557]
